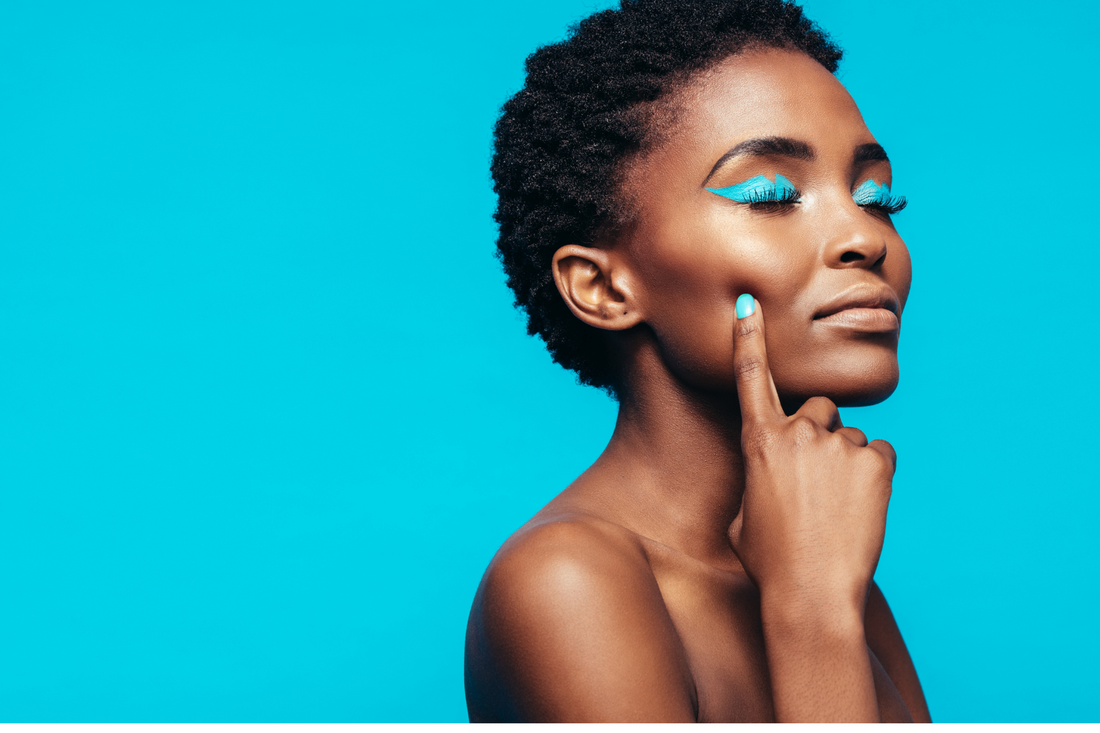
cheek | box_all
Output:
[631,227,811,390]
[889,237,913,313]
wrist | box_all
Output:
[758,580,868,635]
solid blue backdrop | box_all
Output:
[1,0,1097,722]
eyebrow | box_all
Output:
[703,137,814,185]
[703,138,893,186]
[853,143,890,164]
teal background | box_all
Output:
[2,0,1097,722]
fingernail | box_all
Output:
[736,293,755,319]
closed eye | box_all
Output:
[853,179,907,214]
[708,173,802,210]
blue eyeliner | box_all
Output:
[708,173,798,203]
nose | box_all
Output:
[822,207,889,270]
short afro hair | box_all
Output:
[492,0,842,396]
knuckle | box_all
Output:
[788,416,818,444]
[862,449,895,479]
[742,425,776,457]
[800,396,841,430]
[733,356,767,381]
[804,395,838,412]
[735,318,761,340]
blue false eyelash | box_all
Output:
[852,180,907,214]
[707,174,801,204]
[708,175,907,214]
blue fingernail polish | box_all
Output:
[736,293,755,319]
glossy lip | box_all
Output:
[813,285,900,333]
[813,284,899,321]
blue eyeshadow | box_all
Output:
[707,173,798,203]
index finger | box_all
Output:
[733,294,783,426]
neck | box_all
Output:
[565,339,747,569]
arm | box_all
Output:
[866,581,932,722]
[464,518,697,722]
[756,589,879,721]
[728,296,897,722]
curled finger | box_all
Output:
[835,426,868,447]
[795,395,842,431]
[868,438,897,471]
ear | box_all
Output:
[552,245,643,331]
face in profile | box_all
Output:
[615,48,913,407]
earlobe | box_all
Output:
[552,245,643,331]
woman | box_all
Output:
[465,0,930,722]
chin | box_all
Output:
[831,373,899,407]
[778,353,900,410]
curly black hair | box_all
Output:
[492,0,842,396]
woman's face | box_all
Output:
[619,48,912,407]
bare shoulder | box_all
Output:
[464,513,697,722]
[865,581,932,723]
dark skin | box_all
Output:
[465,49,929,723]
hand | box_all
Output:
[726,295,897,614]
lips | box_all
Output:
[814,286,900,332]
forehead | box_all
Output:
[634,48,873,182]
